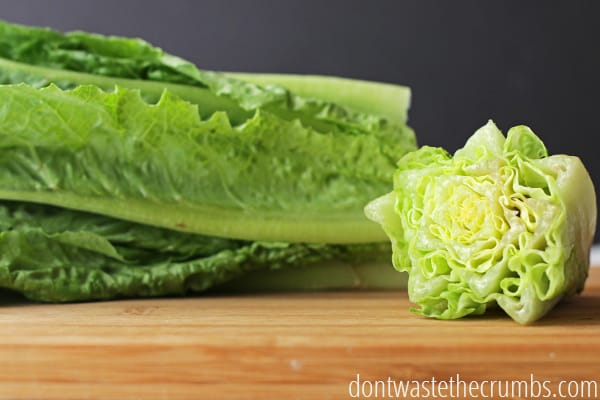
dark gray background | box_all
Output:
[2,0,599,239]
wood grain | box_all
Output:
[0,269,599,399]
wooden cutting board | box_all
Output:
[0,268,599,400]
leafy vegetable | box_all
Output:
[365,121,596,324]
[0,83,403,243]
[0,19,416,244]
[0,201,395,302]
[0,20,415,301]
[0,19,413,146]
[224,72,411,124]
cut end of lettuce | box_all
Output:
[365,120,597,324]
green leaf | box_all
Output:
[224,72,411,125]
[0,83,409,243]
[0,201,394,302]
[504,125,548,159]
[0,19,415,154]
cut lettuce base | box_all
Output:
[366,121,596,324]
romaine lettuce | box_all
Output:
[0,20,415,301]
[0,83,403,243]
[0,19,416,244]
[365,121,596,324]
[0,201,396,302]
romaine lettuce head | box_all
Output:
[0,20,416,302]
[365,121,597,324]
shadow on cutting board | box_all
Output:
[532,293,600,327]
[0,280,598,327]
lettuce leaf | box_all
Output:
[0,19,414,152]
[0,201,392,302]
[365,121,597,324]
[0,19,416,244]
[0,83,403,243]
